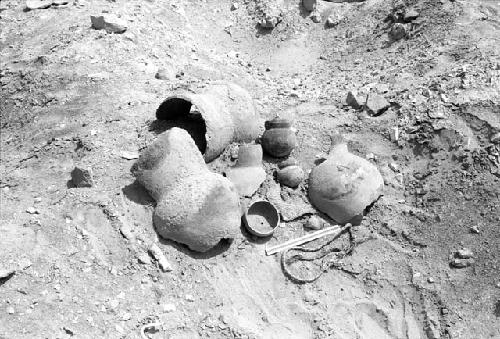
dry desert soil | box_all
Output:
[1,0,500,338]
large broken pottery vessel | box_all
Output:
[131,128,241,252]
[156,81,261,162]
[308,134,384,224]
[226,144,266,197]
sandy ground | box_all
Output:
[1,0,500,338]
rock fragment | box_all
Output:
[302,0,316,12]
[470,225,480,234]
[305,216,323,230]
[90,14,127,34]
[311,11,322,23]
[388,162,399,172]
[136,251,151,265]
[365,94,390,116]
[71,166,94,188]
[389,126,399,142]
[256,0,283,29]
[404,8,419,22]
[162,303,176,313]
[491,132,500,144]
[450,258,474,268]
[25,0,52,10]
[346,91,366,109]
[456,248,473,259]
[326,13,343,28]
[120,151,139,160]
[155,68,175,81]
[389,23,407,41]
[149,244,172,272]
[26,207,39,214]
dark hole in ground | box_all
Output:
[155,98,207,154]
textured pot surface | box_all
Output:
[131,128,206,201]
[226,144,266,197]
[132,128,241,252]
[154,173,240,252]
[156,82,260,162]
[308,143,384,224]
[236,144,263,167]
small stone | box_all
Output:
[71,167,94,188]
[389,126,399,142]
[490,132,500,144]
[326,13,344,28]
[121,312,131,321]
[25,0,51,10]
[136,252,151,265]
[346,91,366,109]
[230,2,238,10]
[149,244,172,272]
[389,23,407,41]
[276,166,305,188]
[427,277,435,283]
[6,306,14,315]
[365,94,390,116]
[52,0,68,5]
[305,216,323,230]
[389,163,399,172]
[63,327,74,336]
[90,14,127,34]
[162,303,176,313]
[185,294,195,302]
[404,8,419,22]
[155,68,175,81]
[456,248,473,259]
[302,0,316,12]
[470,225,480,234]
[450,258,474,268]
[120,151,139,160]
[310,11,322,23]
[26,207,39,214]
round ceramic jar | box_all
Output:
[261,118,297,158]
